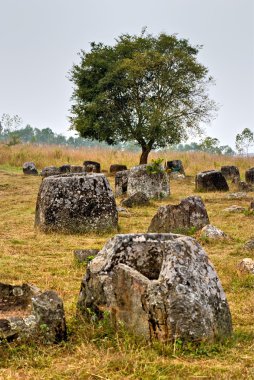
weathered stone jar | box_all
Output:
[0,283,66,343]
[78,233,232,343]
[35,173,118,233]
[195,170,229,192]
[128,165,169,199]
[245,168,254,184]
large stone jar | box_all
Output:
[128,165,169,199]
[78,233,232,343]
[35,173,118,233]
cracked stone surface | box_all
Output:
[0,283,66,343]
[201,224,227,239]
[195,170,229,192]
[78,233,232,343]
[35,173,118,233]
[128,165,169,199]
[148,196,209,234]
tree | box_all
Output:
[235,128,254,155]
[69,30,217,164]
[199,137,221,154]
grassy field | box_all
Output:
[0,144,253,379]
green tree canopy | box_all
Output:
[70,31,217,163]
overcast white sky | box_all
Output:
[0,0,253,148]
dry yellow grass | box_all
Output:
[0,144,253,379]
[0,142,253,175]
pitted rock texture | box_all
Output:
[110,164,127,174]
[41,166,61,178]
[23,162,38,175]
[221,166,240,181]
[201,224,227,239]
[121,192,149,208]
[78,233,232,342]
[35,173,118,233]
[0,283,66,343]
[83,161,100,173]
[237,258,254,274]
[245,168,254,184]
[148,196,209,234]
[166,160,185,175]
[115,170,130,197]
[128,165,169,199]
[195,170,229,192]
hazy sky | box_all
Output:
[0,0,253,148]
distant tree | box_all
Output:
[235,128,254,155]
[219,145,235,156]
[199,137,221,154]
[69,30,217,164]
[1,113,22,133]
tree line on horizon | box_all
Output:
[0,113,239,155]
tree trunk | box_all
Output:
[139,147,151,164]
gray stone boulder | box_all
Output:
[227,192,247,200]
[78,233,232,343]
[166,160,185,175]
[115,170,130,197]
[83,161,100,173]
[201,224,227,239]
[74,249,99,263]
[195,170,229,192]
[41,166,61,178]
[244,238,254,251]
[23,162,38,175]
[221,166,240,181]
[35,173,118,233]
[237,181,253,192]
[237,258,254,275]
[0,283,66,343]
[128,165,169,199]
[121,192,149,208]
[110,164,127,174]
[223,205,245,213]
[245,168,254,184]
[70,165,84,173]
[59,164,71,174]
[148,196,209,234]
